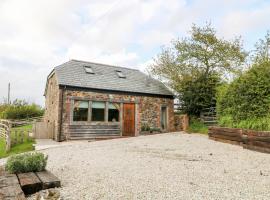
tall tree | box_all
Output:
[149,23,247,116]
[252,31,270,64]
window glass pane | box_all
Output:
[84,66,94,74]
[73,100,89,121]
[92,101,105,121]
[108,103,120,122]
[92,102,105,109]
[116,70,126,78]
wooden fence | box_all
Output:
[10,129,32,147]
[33,122,54,139]
[0,119,35,152]
[0,120,11,151]
[10,116,43,127]
[209,126,270,153]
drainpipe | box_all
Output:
[58,85,66,142]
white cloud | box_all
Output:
[0,0,269,105]
[220,5,270,38]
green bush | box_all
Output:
[188,117,208,134]
[141,123,150,131]
[150,127,161,133]
[0,100,44,119]
[5,152,48,173]
[180,74,221,116]
[217,61,270,130]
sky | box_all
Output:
[0,0,269,106]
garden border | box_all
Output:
[208,126,270,153]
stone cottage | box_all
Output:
[44,59,174,141]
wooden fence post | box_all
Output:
[20,130,24,144]
[5,122,12,152]
[27,130,30,141]
[14,130,18,145]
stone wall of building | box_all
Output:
[44,73,60,140]
[60,89,175,139]
[174,114,189,131]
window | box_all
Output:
[73,101,89,121]
[84,66,94,74]
[91,101,105,121]
[116,70,126,78]
[108,103,120,122]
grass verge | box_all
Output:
[0,124,35,159]
[187,117,208,134]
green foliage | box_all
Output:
[150,23,246,116]
[180,74,221,115]
[217,61,270,130]
[187,117,208,134]
[150,127,161,133]
[0,140,35,159]
[252,31,270,64]
[218,115,233,128]
[0,125,35,158]
[141,123,150,131]
[5,152,48,173]
[218,115,270,131]
[0,99,44,119]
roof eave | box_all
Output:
[44,69,56,96]
[59,84,174,99]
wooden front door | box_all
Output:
[123,103,135,136]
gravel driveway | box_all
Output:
[34,133,270,199]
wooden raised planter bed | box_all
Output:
[0,169,25,200]
[0,168,60,199]
[208,126,270,153]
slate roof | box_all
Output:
[52,59,174,97]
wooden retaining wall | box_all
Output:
[208,126,270,153]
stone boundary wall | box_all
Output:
[174,114,189,131]
[208,126,270,154]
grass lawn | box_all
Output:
[0,124,35,159]
[187,118,208,134]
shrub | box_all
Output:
[0,102,44,119]
[150,127,161,133]
[188,117,208,134]
[216,61,270,131]
[5,152,48,173]
[141,123,150,131]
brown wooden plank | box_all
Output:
[17,172,42,195]
[210,134,242,142]
[208,130,241,137]
[243,144,270,154]
[0,173,26,200]
[209,126,242,133]
[209,136,241,146]
[36,171,61,190]
[0,173,19,187]
[246,140,270,148]
[247,130,270,137]
[247,136,270,143]
[0,185,26,200]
